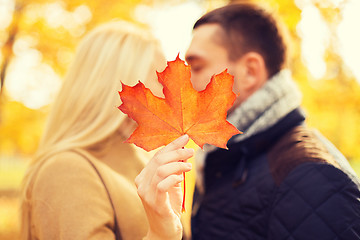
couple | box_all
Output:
[21,2,360,240]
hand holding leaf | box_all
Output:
[135,135,193,240]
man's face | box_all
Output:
[185,24,245,110]
[186,24,233,90]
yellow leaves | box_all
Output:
[0,0,148,157]
[300,77,360,162]
[0,100,46,155]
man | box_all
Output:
[185,3,360,240]
[136,3,360,240]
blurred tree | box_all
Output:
[248,0,360,163]
[0,0,23,95]
[0,0,148,157]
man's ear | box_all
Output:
[234,52,268,93]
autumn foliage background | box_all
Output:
[1,0,360,239]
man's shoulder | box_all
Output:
[267,125,341,186]
[266,127,360,239]
[268,160,360,239]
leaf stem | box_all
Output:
[181,146,186,213]
[182,171,186,213]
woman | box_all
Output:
[20,21,193,240]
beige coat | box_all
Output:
[30,143,148,239]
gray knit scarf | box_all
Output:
[195,69,303,192]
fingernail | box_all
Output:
[185,148,194,154]
[182,134,189,140]
[177,134,188,142]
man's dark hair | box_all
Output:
[194,3,287,78]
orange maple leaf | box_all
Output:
[118,56,241,152]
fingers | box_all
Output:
[135,135,194,240]
[135,134,194,193]
[154,162,192,181]
[156,174,184,194]
[135,157,192,196]
[136,135,194,187]
[152,135,193,168]
[152,162,192,196]
[157,134,190,155]
[135,135,194,207]
[154,147,194,166]
[155,174,184,215]
[135,147,193,183]
[147,161,191,216]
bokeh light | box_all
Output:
[337,0,360,83]
[135,1,205,60]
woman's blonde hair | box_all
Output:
[20,21,165,239]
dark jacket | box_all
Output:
[191,108,360,240]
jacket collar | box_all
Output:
[202,108,306,190]
[228,108,306,158]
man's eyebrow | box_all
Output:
[185,55,201,64]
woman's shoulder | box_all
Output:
[32,151,109,200]
[36,151,96,181]
[30,151,117,239]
